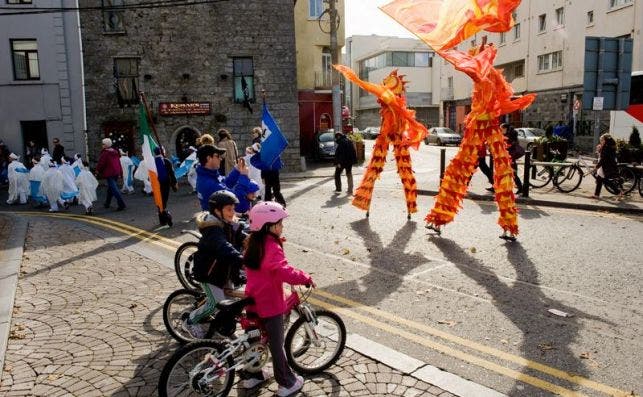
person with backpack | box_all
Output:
[333,132,357,195]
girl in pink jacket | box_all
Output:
[243,201,313,396]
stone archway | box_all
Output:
[170,125,201,161]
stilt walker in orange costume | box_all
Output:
[381,0,535,240]
[333,66,428,219]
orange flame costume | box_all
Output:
[381,0,535,238]
[333,65,428,217]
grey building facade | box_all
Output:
[1,0,86,161]
[79,0,301,168]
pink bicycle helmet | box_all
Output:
[248,201,288,231]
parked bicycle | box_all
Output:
[554,157,637,195]
[158,286,346,397]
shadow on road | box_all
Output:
[430,236,610,396]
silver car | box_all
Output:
[515,128,545,151]
[424,127,462,146]
[362,126,381,139]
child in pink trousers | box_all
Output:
[243,201,313,396]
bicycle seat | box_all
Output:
[216,297,255,312]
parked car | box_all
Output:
[362,126,381,139]
[515,127,545,151]
[314,131,336,160]
[424,127,462,146]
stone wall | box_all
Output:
[80,0,301,169]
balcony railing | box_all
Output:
[315,71,332,90]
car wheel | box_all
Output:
[424,137,430,145]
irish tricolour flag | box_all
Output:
[139,104,164,211]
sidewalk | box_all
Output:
[0,214,502,397]
[282,160,643,215]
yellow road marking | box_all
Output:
[312,290,631,397]
[308,296,587,397]
[7,211,634,396]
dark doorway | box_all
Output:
[103,121,136,156]
[175,127,199,161]
[21,120,48,161]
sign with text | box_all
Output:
[159,102,211,116]
[592,97,604,111]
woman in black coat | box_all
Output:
[592,134,620,198]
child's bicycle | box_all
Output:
[158,286,346,397]
[174,230,202,291]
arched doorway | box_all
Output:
[175,127,200,161]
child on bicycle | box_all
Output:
[183,190,247,339]
[242,201,313,396]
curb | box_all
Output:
[0,215,27,374]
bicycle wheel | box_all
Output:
[158,340,233,397]
[639,177,643,197]
[554,165,583,193]
[174,241,201,291]
[163,289,205,344]
[617,167,637,194]
[604,176,624,195]
[285,309,346,374]
[528,165,553,188]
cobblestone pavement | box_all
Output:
[0,217,450,397]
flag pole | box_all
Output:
[139,92,165,157]
[261,88,266,107]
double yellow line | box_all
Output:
[9,211,634,397]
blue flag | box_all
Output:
[260,103,288,166]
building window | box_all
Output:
[391,51,413,67]
[609,0,632,8]
[320,47,331,88]
[113,58,138,106]
[555,7,564,26]
[537,51,563,73]
[102,0,125,33]
[513,23,521,40]
[415,52,429,67]
[6,0,32,3]
[587,10,594,24]
[309,0,323,18]
[499,32,506,44]
[514,62,524,77]
[538,14,546,32]
[11,39,39,80]
[233,57,255,104]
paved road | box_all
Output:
[0,216,452,397]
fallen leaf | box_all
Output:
[437,320,457,327]
[9,330,25,340]
[301,249,309,253]
[341,248,350,255]
[4,364,13,373]
[129,303,137,309]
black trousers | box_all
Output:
[334,164,354,192]
[478,156,493,184]
[262,170,285,206]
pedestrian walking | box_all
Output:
[51,137,66,164]
[119,149,135,194]
[250,150,285,207]
[75,160,98,215]
[153,147,178,226]
[6,153,29,205]
[333,132,357,195]
[217,128,239,176]
[96,138,126,211]
[25,140,39,168]
[41,160,65,212]
[242,201,313,396]
[592,133,621,199]
[477,143,494,192]
[503,124,524,194]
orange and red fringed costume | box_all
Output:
[334,65,428,216]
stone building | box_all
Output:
[80,0,301,168]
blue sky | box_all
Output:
[345,0,415,39]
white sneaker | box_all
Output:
[241,368,272,389]
[181,318,206,339]
[277,375,304,397]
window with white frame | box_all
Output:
[11,39,39,80]
[513,23,521,40]
[309,0,323,18]
[609,0,632,8]
[587,10,594,24]
[555,7,564,26]
[499,32,506,44]
[537,51,563,72]
[538,14,546,32]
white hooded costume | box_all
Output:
[119,150,135,193]
[133,159,152,194]
[244,143,264,198]
[6,153,29,204]
[39,148,52,171]
[29,158,46,201]
[59,158,79,202]
[75,161,98,212]
[41,161,64,211]
[71,154,83,177]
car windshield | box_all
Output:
[523,128,544,137]
[437,128,456,135]
[319,133,335,143]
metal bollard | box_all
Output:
[522,149,531,198]
[439,148,446,182]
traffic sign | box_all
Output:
[592,97,604,111]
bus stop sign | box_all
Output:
[582,37,633,111]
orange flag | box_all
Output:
[381,0,520,51]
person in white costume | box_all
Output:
[41,160,65,212]
[59,157,79,204]
[244,143,264,199]
[39,148,52,171]
[75,159,99,215]
[71,153,83,177]
[29,158,46,204]
[6,153,29,205]
[133,158,152,195]
[180,146,198,193]
[119,149,135,194]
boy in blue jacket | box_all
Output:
[195,144,247,211]
[233,176,260,216]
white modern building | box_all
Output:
[440,0,642,146]
[344,35,441,130]
[0,0,86,160]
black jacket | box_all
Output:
[192,213,246,287]
[334,135,357,166]
[597,144,618,177]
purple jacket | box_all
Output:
[96,147,122,179]
[244,235,312,318]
